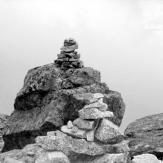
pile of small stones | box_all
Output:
[61,93,123,144]
[55,38,84,70]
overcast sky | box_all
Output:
[0,0,163,131]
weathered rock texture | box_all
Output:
[0,114,8,152]
[125,113,163,159]
[2,39,125,153]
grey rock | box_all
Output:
[90,153,131,163]
[36,130,105,157]
[60,44,78,52]
[104,91,125,126]
[79,108,114,120]
[73,153,131,163]
[95,119,123,144]
[3,157,24,163]
[74,91,125,126]
[0,144,44,163]
[125,113,163,157]
[35,151,70,163]
[61,125,86,139]
[83,99,108,111]
[3,64,107,152]
[0,114,8,152]
[73,118,95,130]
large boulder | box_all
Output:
[2,65,125,152]
[125,113,163,159]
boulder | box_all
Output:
[125,113,163,158]
[95,119,123,144]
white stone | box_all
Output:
[67,121,73,129]
[86,130,95,142]
[132,154,162,163]
[93,93,104,99]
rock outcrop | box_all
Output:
[2,38,163,162]
[2,39,125,154]
[125,113,163,159]
[0,114,8,152]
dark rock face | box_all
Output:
[0,114,8,152]
[2,39,125,152]
[124,113,163,158]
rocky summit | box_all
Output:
[0,39,162,162]
[0,39,128,163]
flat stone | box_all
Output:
[95,119,123,144]
[35,151,70,163]
[57,53,66,59]
[3,157,24,163]
[60,44,78,52]
[73,93,100,104]
[73,118,94,130]
[79,108,114,120]
[83,99,108,111]
[61,125,86,139]
[36,130,105,157]
[93,93,104,99]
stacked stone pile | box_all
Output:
[61,93,123,144]
[55,38,83,70]
[0,39,131,163]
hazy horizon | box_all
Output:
[0,0,163,131]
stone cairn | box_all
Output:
[61,93,123,144]
[55,38,84,70]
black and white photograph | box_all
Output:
[0,0,163,162]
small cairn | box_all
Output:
[55,38,84,70]
[61,93,123,143]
